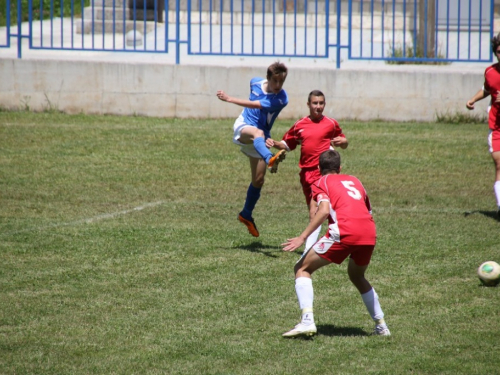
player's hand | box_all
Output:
[216,90,229,102]
[282,237,305,252]
[266,138,275,148]
[331,136,347,148]
[465,100,475,110]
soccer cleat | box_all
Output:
[373,324,391,336]
[282,322,317,338]
[267,150,286,173]
[238,214,260,237]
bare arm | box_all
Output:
[268,140,289,151]
[282,201,329,252]
[466,88,489,110]
[216,90,262,109]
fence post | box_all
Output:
[16,0,22,58]
[175,0,180,64]
[336,0,341,68]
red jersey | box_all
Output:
[313,174,376,245]
[281,116,345,169]
[484,63,500,130]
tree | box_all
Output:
[417,0,436,58]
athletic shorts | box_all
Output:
[300,168,321,205]
[232,114,261,158]
[488,129,500,153]
[311,236,375,266]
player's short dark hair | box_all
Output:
[319,150,341,175]
[267,61,288,79]
[308,90,325,103]
[492,32,500,53]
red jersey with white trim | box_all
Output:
[314,174,376,245]
[281,116,345,169]
[483,63,500,130]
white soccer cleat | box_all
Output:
[282,322,317,338]
[373,324,391,336]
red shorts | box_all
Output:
[488,129,500,153]
[311,237,375,266]
[300,168,321,205]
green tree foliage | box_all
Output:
[0,0,89,27]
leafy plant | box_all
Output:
[386,43,450,65]
[0,0,89,27]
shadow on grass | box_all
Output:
[233,241,280,258]
[463,210,499,221]
[317,324,368,337]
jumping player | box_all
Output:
[281,149,390,338]
[216,62,288,237]
[466,32,500,217]
[274,90,348,250]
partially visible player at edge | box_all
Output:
[273,90,348,250]
[281,150,390,338]
[216,61,288,237]
[466,32,500,217]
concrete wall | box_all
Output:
[0,58,488,121]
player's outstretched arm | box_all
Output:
[216,90,262,109]
[466,88,489,110]
[268,139,288,150]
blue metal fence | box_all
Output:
[348,0,493,63]
[0,0,494,67]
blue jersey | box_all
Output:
[241,77,288,139]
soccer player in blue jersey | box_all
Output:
[216,61,289,237]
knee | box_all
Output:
[294,263,313,278]
[254,129,265,139]
[252,176,265,187]
[347,267,366,285]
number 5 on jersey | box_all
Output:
[341,181,362,200]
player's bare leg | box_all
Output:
[491,151,500,217]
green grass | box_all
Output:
[1,112,498,374]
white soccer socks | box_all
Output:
[361,288,384,321]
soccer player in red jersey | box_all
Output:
[466,32,500,217]
[274,90,348,249]
[281,150,390,338]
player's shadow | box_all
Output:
[233,241,280,258]
[463,210,499,221]
[317,324,368,337]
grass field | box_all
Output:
[1,111,499,374]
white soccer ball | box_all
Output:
[477,261,500,286]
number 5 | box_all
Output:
[341,181,362,200]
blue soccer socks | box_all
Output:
[253,137,273,163]
[241,183,261,219]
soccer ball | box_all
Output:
[477,261,500,286]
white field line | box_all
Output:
[1,204,483,237]
[2,201,166,236]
